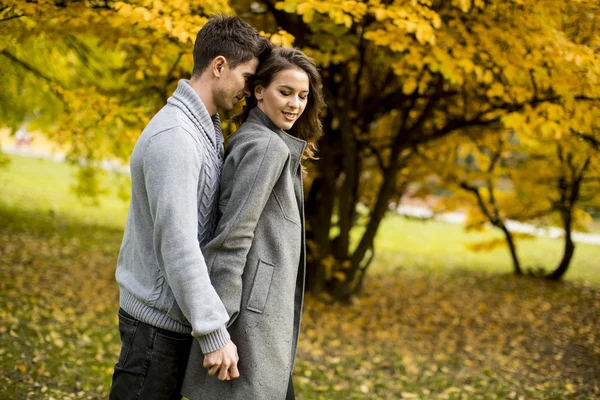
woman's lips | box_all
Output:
[283,112,297,121]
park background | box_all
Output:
[1,0,599,399]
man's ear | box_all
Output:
[212,56,227,77]
[255,85,265,100]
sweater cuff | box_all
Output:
[197,325,231,354]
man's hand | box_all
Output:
[203,340,240,381]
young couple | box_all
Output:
[109,14,324,400]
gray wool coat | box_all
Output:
[181,107,307,400]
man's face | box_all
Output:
[215,57,259,111]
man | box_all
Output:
[110,15,271,399]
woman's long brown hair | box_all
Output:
[234,46,325,162]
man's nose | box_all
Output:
[243,86,251,97]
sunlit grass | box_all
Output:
[371,215,600,286]
[0,154,129,229]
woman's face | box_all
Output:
[255,67,310,131]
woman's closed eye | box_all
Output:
[280,90,308,100]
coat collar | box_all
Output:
[247,107,306,172]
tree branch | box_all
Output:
[460,181,499,226]
[360,141,386,172]
[1,49,66,103]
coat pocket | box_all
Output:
[246,260,275,314]
[273,186,301,227]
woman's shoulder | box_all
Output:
[234,120,274,138]
[229,122,288,153]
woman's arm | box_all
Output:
[204,130,288,325]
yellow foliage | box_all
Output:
[269,30,296,47]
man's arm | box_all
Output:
[143,128,232,353]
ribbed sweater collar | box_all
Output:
[167,80,223,157]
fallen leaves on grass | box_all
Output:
[0,207,122,399]
[1,205,599,399]
[295,270,600,399]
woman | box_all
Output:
[181,46,325,400]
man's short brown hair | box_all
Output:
[192,15,271,76]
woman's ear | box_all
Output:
[254,85,265,101]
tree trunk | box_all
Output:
[500,224,522,275]
[546,155,589,281]
[330,147,406,301]
[547,211,576,281]
[304,122,341,295]
[335,128,358,260]
[304,176,333,295]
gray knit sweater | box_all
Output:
[115,80,230,353]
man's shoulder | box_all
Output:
[131,117,200,168]
[145,105,189,134]
[140,106,199,146]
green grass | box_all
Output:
[0,154,129,229]
[587,219,600,235]
[1,154,599,399]
[371,215,600,286]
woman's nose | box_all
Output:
[288,96,299,108]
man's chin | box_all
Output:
[220,103,235,112]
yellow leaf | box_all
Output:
[401,393,419,399]
[270,30,295,47]
[458,0,472,12]
[416,24,435,45]
[403,77,418,95]
[164,17,173,33]
[333,271,346,281]
[565,383,575,393]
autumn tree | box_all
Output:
[2,0,599,299]
[259,0,600,298]
[418,121,599,280]
[413,1,600,281]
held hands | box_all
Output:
[203,340,240,381]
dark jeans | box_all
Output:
[110,308,296,400]
[110,308,193,400]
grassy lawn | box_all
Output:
[371,215,600,286]
[0,154,129,229]
[1,154,599,399]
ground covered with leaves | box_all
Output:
[1,155,599,398]
[1,204,598,400]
